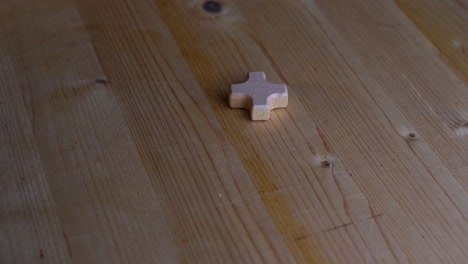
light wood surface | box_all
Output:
[230,72,288,121]
[1,0,467,263]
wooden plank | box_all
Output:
[317,0,468,195]
[156,1,399,263]
[312,0,468,209]
[157,0,468,262]
[396,0,468,80]
[308,1,468,262]
[68,0,298,263]
[1,0,177,262]
[0,36,69,263]
[0,0,466,263]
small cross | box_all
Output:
[229,72,288,121]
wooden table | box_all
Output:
[1,0,467,263]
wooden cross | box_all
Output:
[229,72,288,121]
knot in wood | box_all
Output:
[202,1,223,14]
[229,72,288,121]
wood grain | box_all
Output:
[396,0,468,80]
[0,0,467,263]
